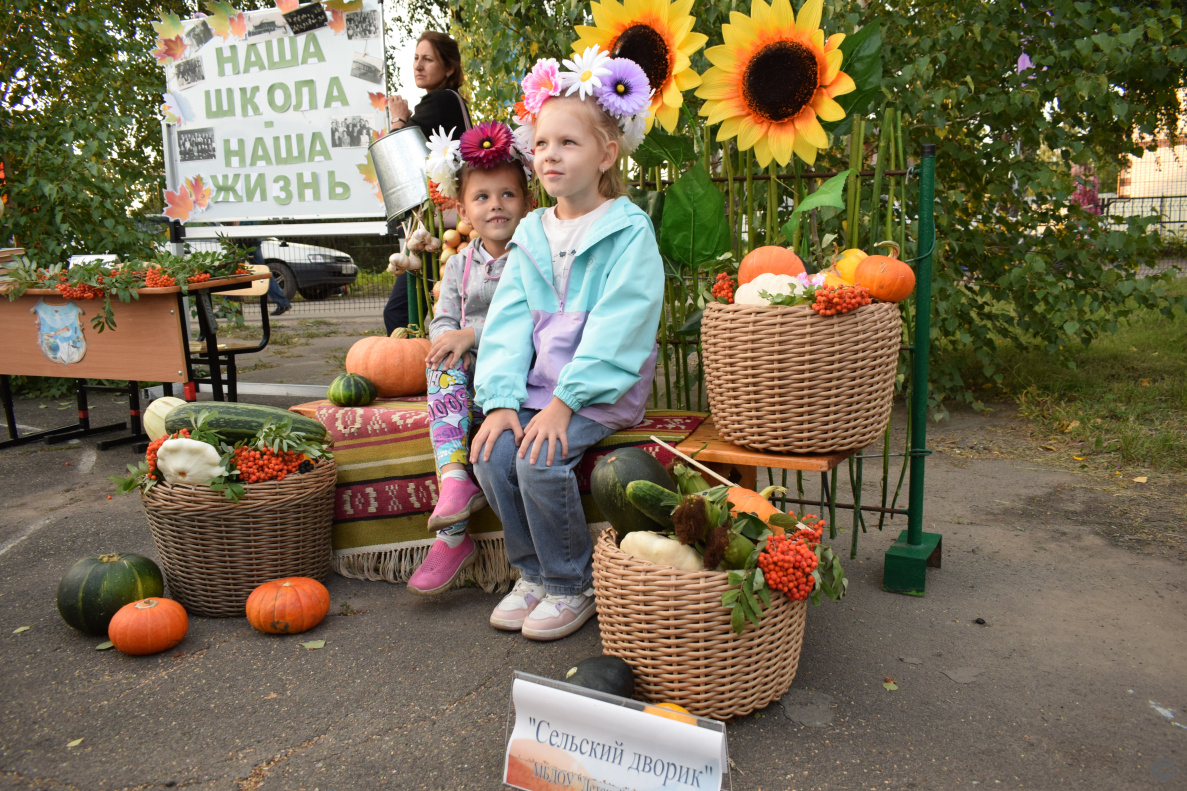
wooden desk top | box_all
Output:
[13,272,269,297]
[675,417,853,472]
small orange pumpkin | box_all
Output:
[108,598,188,656]
[726,486,783,523]
[643,702,697,725]
[245,577,330,635]
[737,246,805,285]
[345,328,433,397]
[853,242,915,302]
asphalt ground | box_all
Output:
[0,389,1184,791]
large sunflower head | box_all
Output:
[695,0,856,167]
[573,0,708,132]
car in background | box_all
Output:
[256,238,358,301]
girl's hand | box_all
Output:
[427,328,476,370]
[471,408,523,463]
[520,398,573,467]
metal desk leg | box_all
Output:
[194,292,225,401]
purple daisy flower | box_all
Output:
[596,58,651,118]
[459,121,514,169]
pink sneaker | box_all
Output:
[407,535,478,596]
[428,475,488,530]
[521,590,597,641]
[489,578,547,631]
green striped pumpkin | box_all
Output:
[326,373,378,407]
[164,402,327,443]
[56,553,165,635]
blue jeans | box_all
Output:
[473,409,614,595]
[266,274,290,309]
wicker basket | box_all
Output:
[141,460,337,617]
[701,301,902,454]
[591,529,807,720]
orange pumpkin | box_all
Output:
[108,598,188,656]
[737,246,805,285]
[245,577,330,635]
[726,486,782,523]
[643,702,697,725]
[345,328,433,397]
[853,242,915,302]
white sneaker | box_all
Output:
[521,590,596,641]
[490,578,547,631]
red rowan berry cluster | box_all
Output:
[758,533,819,601]
[232,446,303,484]
[711,272,735,304]
[54,274,103,300]
[144,429,191,480]
[144,268,177,288]
[811,285,872,316]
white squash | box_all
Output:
[143,397,186,441]
[733,273,803,306]
[620,531,703,571]
[156,438,226,485]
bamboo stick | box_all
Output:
[649,436,734,488]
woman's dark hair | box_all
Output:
[418,31,464,91]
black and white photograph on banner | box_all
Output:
[178,128,216,162]
[331,116,372,148]
[247,11,286,38]
[185,19,213,50]
[283,3,327,35]
[173,55,205,89]
[345,9,380,40]
[350,55,383,84]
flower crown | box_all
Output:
[517,45,653,156]
[424,120,532,203]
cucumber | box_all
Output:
[164,402,327,443]
[624,480,682,531]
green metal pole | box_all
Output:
[907,144,936,547]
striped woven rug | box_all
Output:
[292,399,705,591]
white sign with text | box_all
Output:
[504,673,727,791]
[162,1,388,223]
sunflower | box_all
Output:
[695,0,855,167]
[573,0,708,132]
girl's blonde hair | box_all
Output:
[537,95,626,199]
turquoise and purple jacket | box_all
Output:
[473,196,663,431]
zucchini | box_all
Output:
[164,402,327,443]
[624,480,681,531]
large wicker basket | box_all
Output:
[141,460,337,617]
[701,301,902,453]
[591,529,807,720]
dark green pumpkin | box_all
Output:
[564,655,635,698]
[590,447,676,537]
[56,553,164,635]
[327,373,378,407]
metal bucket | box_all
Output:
[368,126,430,222]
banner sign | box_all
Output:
[158,1,388,223]
[504,673,728,791]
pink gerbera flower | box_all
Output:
[522,58,561,114]
[460,121,514,169]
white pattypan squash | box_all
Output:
[156,438,226,485]
[733,273,804,305]
[620,531,703,571]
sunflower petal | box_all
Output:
[810,28,825,53]
[679,31,709,56]
[792,132,818,165]
[826,70,856,97]
[766,122,796,166]
[737,118,768,150]
[794,0,822,33]
[718,116,744,140]
[811,91,846,122]
[696,69,738,100]
[596,0,627,28]
[704,44,739,70]
[794,110,828,149]
[574,26,613,50]
[672,0,694,19]
[674,49,691,74]
[727,11,760,45]
[670,15,694,43]
[674,67,702,91]
[655,102,680,132]
[753,135,774,168]
[662,78,683,107]
[770,0,794,32]
[750,0,772,29]
[823,49,843,84]
[826,32,846,51]
[703,96,744,125]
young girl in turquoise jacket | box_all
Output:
[471,50,663,641]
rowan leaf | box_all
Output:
[300,639,326,650]
[12,626,30,634]
[95,641,114,650]
[67,738,84,748]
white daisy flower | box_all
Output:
[620,111,649,154]
[560,45,612,100]
[424,126,461,181]
[434,174,459,200]
[512,121,535,166]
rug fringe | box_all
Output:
[331,535,518,594]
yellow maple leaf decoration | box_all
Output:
[205,0,240,40]
[324,0,363,11]
[357,155,381,202]
[152,9,184,39]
